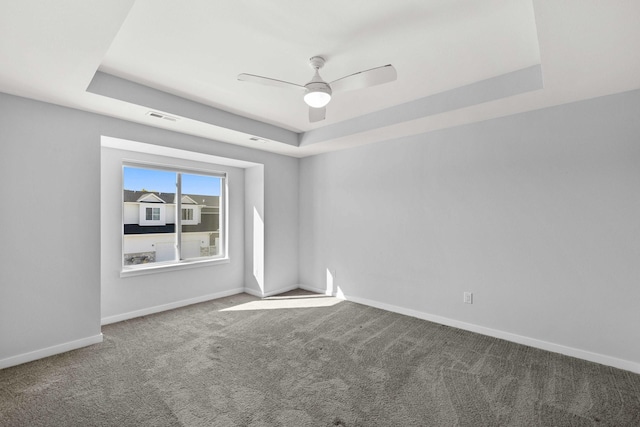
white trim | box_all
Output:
[103,136,259,169]
[262,284,300,298]
[123,159,227,179]
[299,284,332,296]
[101,288,244,325]
[181,195,198,205]
[244,284,300,298]
[120,257,230,278]
[0,334,103,370]
[137,193,166,203]
[122,160,227,273]
[243,287,263,298]
[303,287,640,375]
[180,205,198,225]
[139,203,166,226]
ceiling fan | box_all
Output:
[237,56,397,123]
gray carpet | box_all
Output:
[1,290,639,426]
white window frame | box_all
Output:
[122,161,228,277]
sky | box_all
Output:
[123,167,221,196]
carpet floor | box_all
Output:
[1,290,639,426]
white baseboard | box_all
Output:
[243,287,263,298]
[102,284,304,324]
[299,284,332,295]
[262,284,301,298]
[324,291,640,374]
[14,286,635,374]
[101,287,245,325]
[0,333,103,370]
[244,284,302,298]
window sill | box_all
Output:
[120,257,230,278]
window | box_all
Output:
[181,208,193,221]
[180,203,199,225]
[147,207,161,221]
[138,203,166,226]
[122,164,226,270]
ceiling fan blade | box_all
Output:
[330,64,397,93]
[309,106,326,122]
[237,73,304,90]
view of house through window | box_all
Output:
[122,164,225,268]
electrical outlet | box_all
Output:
[463,292,473,304]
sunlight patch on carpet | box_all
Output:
[221,296,343,311]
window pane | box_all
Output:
[182,208,193,221]
[123,166,177,265]
[181,173,222,259]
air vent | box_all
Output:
[146,111,178,122]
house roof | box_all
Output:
[123,190,219,207]
[1,2,639,157]
[136,193,165,203]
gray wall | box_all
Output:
[0,93,299,366]
[299,90,640,370]
[2,87,639,371]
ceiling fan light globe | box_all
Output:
[304,91,331,108]
[304,82,332,108]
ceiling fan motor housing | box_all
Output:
[304,81,332,96]
[304,56,332,108]
[309,56,326,70]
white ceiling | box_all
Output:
[1,1,639,157]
